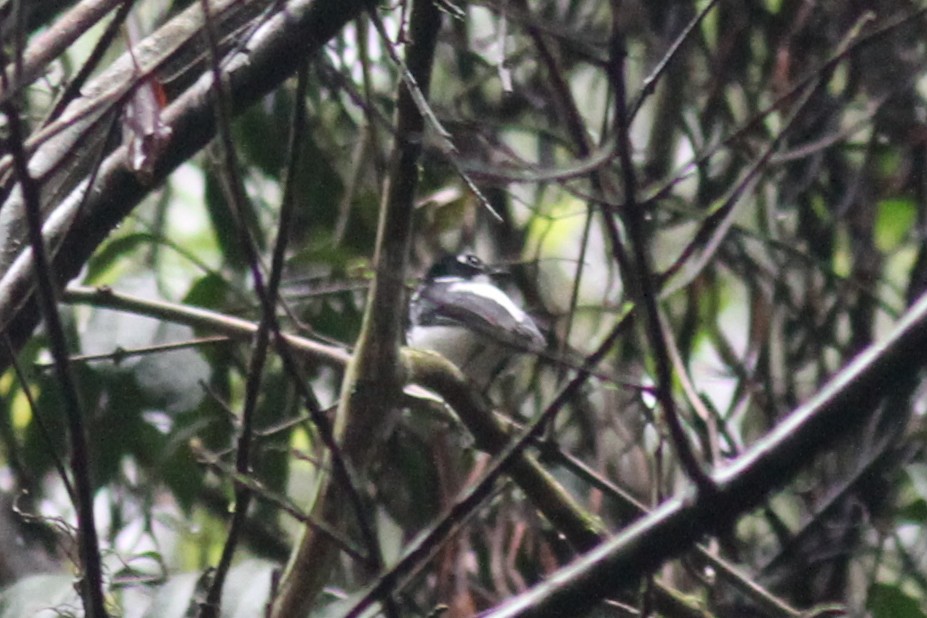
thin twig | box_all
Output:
[658,11,880,296]
[62,285,350,366]
[366,6,501,221]
[0,0,125,104]
[3,335,76,503]
[259,61,393,615]
[34,335,231,368]
[44,0,137,124]
[628,0,720,120]
[196,0,296,612]
[191,442,367,563]
[272,1,444,615]
[1,100,108,618]
[510,0,636,413]
[607,6,714,495]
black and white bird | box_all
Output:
[407,254,545,386]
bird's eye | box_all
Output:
[465,255,481,268]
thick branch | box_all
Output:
[485,288,927,617]
[270,1,442,615]
[0,0,124,104]
[0,0,367,368]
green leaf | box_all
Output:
[86,232,154,284]
[204,171,260,270]
[183,273,234,309]
[868,582,927,618]
[234,93,292,175]
[158,432,205,513]
[875,197,916,252]
[905,463,927,502]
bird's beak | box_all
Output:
[487,264,510,277]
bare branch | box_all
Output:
[1,97,107,618]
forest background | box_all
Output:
[1,1,927,616]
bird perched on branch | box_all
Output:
[407,253,545,386]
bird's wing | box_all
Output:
[416,281,544,350]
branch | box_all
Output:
[484,287,927,617]
[1,101,107,617]
[344,350,605,618]
[0,0,124,104]
[196,0,288,612]
[61,285,706,617]
[62,285,350,367]
[346,333,710,617]
[0,0,368,369]
[270,1,442,615]
[607,5,714,494]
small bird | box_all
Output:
[407,253,545,386]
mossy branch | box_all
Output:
[269,1,443,616]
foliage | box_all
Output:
[1,0,927,616]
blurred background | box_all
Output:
[2,0,927,616]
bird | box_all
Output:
[407,253,545,386]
